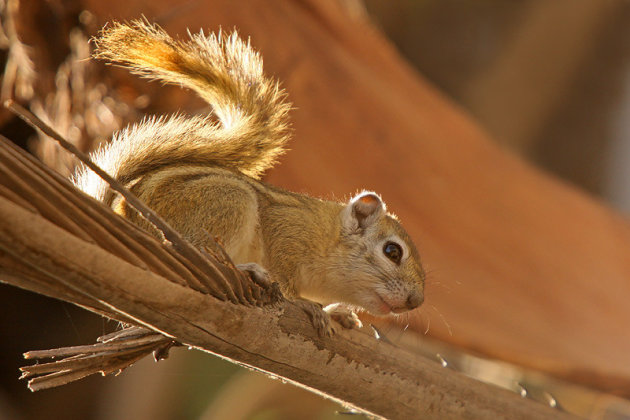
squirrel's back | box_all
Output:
[74,20,291,203]
[74,21,426,321]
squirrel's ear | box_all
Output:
[343,192,386,230]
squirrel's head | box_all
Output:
[329,191,425,316]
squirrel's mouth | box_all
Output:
[369,293,392,315]
[391,307,410,314]
[373,292,410,315]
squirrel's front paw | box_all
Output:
[324,303,363,329]
[293,299,334,337]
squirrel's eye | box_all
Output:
[383,242,402,264]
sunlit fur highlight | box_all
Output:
[73,21,425,319]
[75,20,290,202]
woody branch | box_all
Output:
[0,131,576,420]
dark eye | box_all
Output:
[383,242,403,264]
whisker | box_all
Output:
[402,312,412,332]
[429,304,452,336]
[426,281,452,294]
[423,269,455,295]
[413,309,434,341]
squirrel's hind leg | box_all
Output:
[237,262,271,288]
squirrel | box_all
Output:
[74,20,425,332]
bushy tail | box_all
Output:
[75,20,291,200]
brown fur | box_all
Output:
[74,21,425,319]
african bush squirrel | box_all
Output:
[75,20,425,329]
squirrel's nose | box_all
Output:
[406,290,424,310]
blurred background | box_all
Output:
[366,0,630,213]
[1,0,630,419]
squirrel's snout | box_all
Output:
[406,290,424,310]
